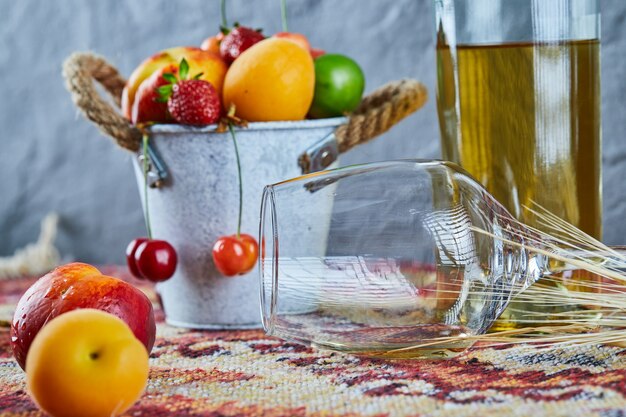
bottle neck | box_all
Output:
[493,246,549,318]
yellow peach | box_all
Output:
[26,309,149,417]
[223,38,314,121]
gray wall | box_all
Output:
[1,0,625,264]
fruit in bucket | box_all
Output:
[122,47,227,121]
[273,32,309,52]
[273,32,325,58]
[10,263,156,370]
[131,64,177,124]
[124,0,362,125]
[310,47,326,59]
[223,38,315,121]
[309,54,365,118]
[167,78,221,125]
[157,58,222,125]
[220,25,265,64]
[26,309,149,417]
[201,32,225,55]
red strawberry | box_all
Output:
[167,79,221,125]
[220,26,265,64]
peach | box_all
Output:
[201,32,224,55]
[11,262,156,370]
[273,32,311,52]
[223,38,314,121]
[26,309,149,417]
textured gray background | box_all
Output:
[1,0,624,263]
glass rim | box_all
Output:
[270,159,448,188]
[259,184,278,335]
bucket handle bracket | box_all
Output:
[298,133,339,175]
[137,142,169,188]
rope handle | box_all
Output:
[62,52,428,154]
[334,78,427,153]
[63,52,142,152]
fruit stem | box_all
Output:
[281,0,288,32]
[228,124,243,238]
[142,134,153,240]
[221,0,228,28]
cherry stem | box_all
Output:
[220,0,228,28]
[142,134,153,240]
[280,0,288,32]
[228,124,243,238]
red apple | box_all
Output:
[10,263,156,371]
[122,47,227,121]
[131,65,177,124]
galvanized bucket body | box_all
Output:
[133,118,345,328]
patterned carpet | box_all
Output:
[1,267,626,416]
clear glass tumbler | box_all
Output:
[259,160,624,359]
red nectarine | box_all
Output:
[11,263,156,370]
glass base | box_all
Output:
[311,340,475,360]
[165,317,263,330]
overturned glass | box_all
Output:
[259,160,625,359]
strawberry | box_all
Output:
[220,26,265,64]
[167,79,221,125]
[158,59,221,126]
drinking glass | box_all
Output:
[259,160,624,359]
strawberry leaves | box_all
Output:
[156,58,203,103]
[162,73,177,84]
[155,85,173,103]
[178,58,190,81]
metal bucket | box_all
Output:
[62,53,425,329]
[132,118,345,329]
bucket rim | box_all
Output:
[147,117,348,135]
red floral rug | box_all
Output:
[1,266,626,416]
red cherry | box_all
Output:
[135,240,177,282]
[126,237,148,279]
[212,233,259,276]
